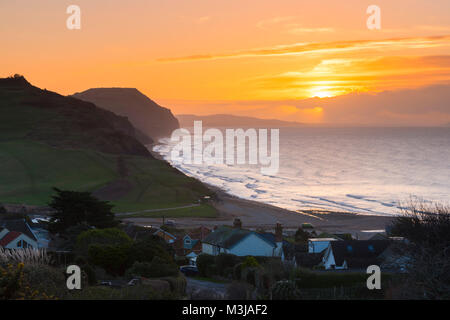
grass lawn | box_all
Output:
[121,204,218,218]
[0,85,213,215]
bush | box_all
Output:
[68,284,177,300]
[82,264,97,285]
[242,256,259,269]
[127,236,174,265]
[295,227,310,244]
[88,243,132,276]
[271,280,300,300]
[125,257,178,279]
[161,275,187,296]
[216,253,240,275]
[233,263,243,280]
[175,257,189,266]
[302,223,314,229]
[226,281,254,300]
[0,263,57,299]
[196,254,215,277]
[293,268,368,288]
[76,228,132,256]
[22,264,67,298]
[242,267,258,286]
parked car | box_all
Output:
[180,265,199,277]
[127,278,141,286]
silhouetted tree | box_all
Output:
[48,188,117,234]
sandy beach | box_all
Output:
[123,182,395,238]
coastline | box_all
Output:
[130,145,395,238]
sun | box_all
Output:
[309,86,336,98]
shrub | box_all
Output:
[216,253,240,276]
[233,263,243,280]
[76,228,132,256]
[242,267,258,286]
[196,254,215,277]
[88,243,132,276]
[242,256,259,269]
[226,281,254,300]
[293,268,368,288]
[0,263,57,299]
[161,275,187,296]
[127,235,174,265]
[22,264,66,298]
[175,256,189,266]
[271,280,300,300]
[125,257,178,279]
[68,284,176,300]
[0,248,52,266]
[301,223,314,229]
[82,264,97,285]
[295,227,310,244]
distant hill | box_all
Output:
[0,76,211,212]
[0,76,149,157]
[177,114,304,128]
[73,88,179,141]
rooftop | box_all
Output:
[203,226,276,249]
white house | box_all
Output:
[0,219,39,249]
[308,238,338,253]
[201,219,284,257]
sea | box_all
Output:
[153,127,450,216]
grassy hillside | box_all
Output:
[0,76,214,214]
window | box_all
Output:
[17,240,30,248]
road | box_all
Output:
[116,203,200,216]
[186,277,228,299]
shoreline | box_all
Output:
[129,146,395,238]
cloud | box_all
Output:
[249,55,450,98]
[157,35,450,62]
[196,16,211,24]
[165,84,450,126]
[256,16,295,29]
[287,25,335,34]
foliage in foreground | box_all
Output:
[389,200,450,299]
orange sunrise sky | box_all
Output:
[1,0,450,125]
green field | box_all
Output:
[121,204,217,218]
[0,78,214,214]
[0,139,214,213]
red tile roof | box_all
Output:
[0,231,22,246]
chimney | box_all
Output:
[275,222,283,242]
[233,218,242,229]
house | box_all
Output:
[282,242,323,268]
[308,238,339,253]
[175,227,211,256]
[322,240,391,270]
[0,219,39,249]
[152,228,177,244]
[201,219,284,257]
[174,226,211,265]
